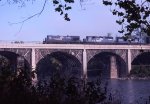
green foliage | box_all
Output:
[0,55,125,104]
[0,56,108,104]
[130,65,150,77]
[34,72,108,104]
[103,0,150,39]
[103,0,112,6]
[53,0,73,21]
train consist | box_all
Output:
[43,35,150,44]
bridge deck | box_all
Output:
[0,43,149,50]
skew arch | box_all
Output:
[36,51,82,81]
[87,52,127,79]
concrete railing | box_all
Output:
[0,40,42,44]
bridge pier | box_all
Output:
[83,49,87,79]
[31,48,37,81]
[110,56,118,78]
[128,49,131,74]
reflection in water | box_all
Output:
[126,80,135,104]
[106,79,150,104]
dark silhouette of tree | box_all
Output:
[0,56,111,104]
[103,0,150,40]
[0,66,108,104]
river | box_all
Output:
[105,79,150,104]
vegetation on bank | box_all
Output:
[0,57,123,104]
[129,66,150,78]
[0,57,150,104]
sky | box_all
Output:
[0,0,121,42]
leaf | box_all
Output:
[65,6,72,10]
[55,5,63,12]
[64,0,74,3]
[55,7,62,12]
[60,11,63,15]
[116,20,123,25]
[64,13,70,21]
[118,12,124,16]
[103,0,112,6]
[118,29,124,33]
[53,0,59,4]
[112,10,117,15]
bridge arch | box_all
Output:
[36,51,82,81]
[87,52,127,79]
[0,51,31,73]
[131,52,150,74]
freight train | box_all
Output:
[43,35,150,44]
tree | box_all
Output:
[103,0,150,40]
[0,58,109,104]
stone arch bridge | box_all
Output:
[0,43,150,79]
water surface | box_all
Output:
[106,79,150,104]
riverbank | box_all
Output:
[117,76,150,80]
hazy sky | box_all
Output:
[0,0,121,41]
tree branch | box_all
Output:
[141,0,147,6]
[9,0,47,25]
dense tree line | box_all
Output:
[130,65,150,78]
[0,57,123,104]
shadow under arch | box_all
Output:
[0,51,31,73]
[87,52,127,79]
[131,52,150,73]
[36,51,82,81]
